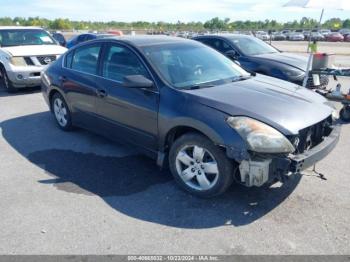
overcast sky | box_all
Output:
[1,0,349,22]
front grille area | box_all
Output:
[307,74,329,89]
[289,116,333,154]
[36,56,57,65]
[24,57,34,66]
[23,56,57,66]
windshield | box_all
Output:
[229,36,278,56]
[0,29,57,47]
[141,43,249,89]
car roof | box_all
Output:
[89,35,196,48]
[0,26,42,30]
[193,34,253,40]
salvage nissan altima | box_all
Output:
[41,36,340,197]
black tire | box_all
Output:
[0,66,17,93]
[340,106,350,122]
[51,92,73,131]
[169,133,234,198]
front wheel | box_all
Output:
[340,106,350,122]
[0,67,16,93]
[169,133,234,198]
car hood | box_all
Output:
[251,52,308,71]
[2,45,67,56]
[184,75,333,135]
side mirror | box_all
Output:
[123,75,154,88]
[225,50,238,60]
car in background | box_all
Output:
[41,36,340,197]
[51,32,66,47]
[306,32,325,41]
[289,32,305,41]
[107,30,124,36]
[193,34,328,88]
[302,30,311,40]
[319,29,331,37]
[0,26,67,92]
[344,34,350,42]
[281,29,291,35]
[255,31,269,41]
[339,28,350,36]
[326,32,344,42]
[66,33,113,49]
[271,32,286,41]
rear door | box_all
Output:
[61,43,102,128]
[94,43,159,151]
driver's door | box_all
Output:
[95,43,159,151]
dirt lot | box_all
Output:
[272,41,350,56]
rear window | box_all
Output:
[69,44,101,75]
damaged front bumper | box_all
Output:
[237,125,341,187]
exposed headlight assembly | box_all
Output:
[10,57,27,66]
[282,67,304,78]
[226,116,295,153]
[332,109,339,121]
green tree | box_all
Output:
[50,18,72,30]
[341,19,350,29]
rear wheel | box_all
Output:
[0,66,16,93]
[169,133,234,198]
[51,92,73,131]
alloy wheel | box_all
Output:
[175,145,219,191]
[53,97,68,127]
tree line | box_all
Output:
[0,16,349,31]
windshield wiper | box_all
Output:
[231,75,251,82]
[184,84,215,90]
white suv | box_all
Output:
[0,26,67,92]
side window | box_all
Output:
[77,34,86,43]
[71,44,101,75]
[85,35,95,41]
[102,44,149,82]
[221,41,232,53]
[65,51,74,68]
[201,38,216,48]
[212,39,231,53]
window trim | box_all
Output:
[100,42,151,84]
[62,40,159,92]
[63,42,103,76]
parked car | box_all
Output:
[255,31,269,41]
[0,26,67,92]
[344,34,350,42]
[193,34,328,88]
[271,32,286,41]
[339,29,350,36]
[302,30,311,40]
[289,32,305,41]
[41,36,340,197]
[326,32,344,42]
[319,29,331,37]
[107,30,124,36]
[281,29,291,35]
[306,32,325,41]
[66,33,113,48]
[51,32,66,47]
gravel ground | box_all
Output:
[0,65,349,254]
[272,41,350,56]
